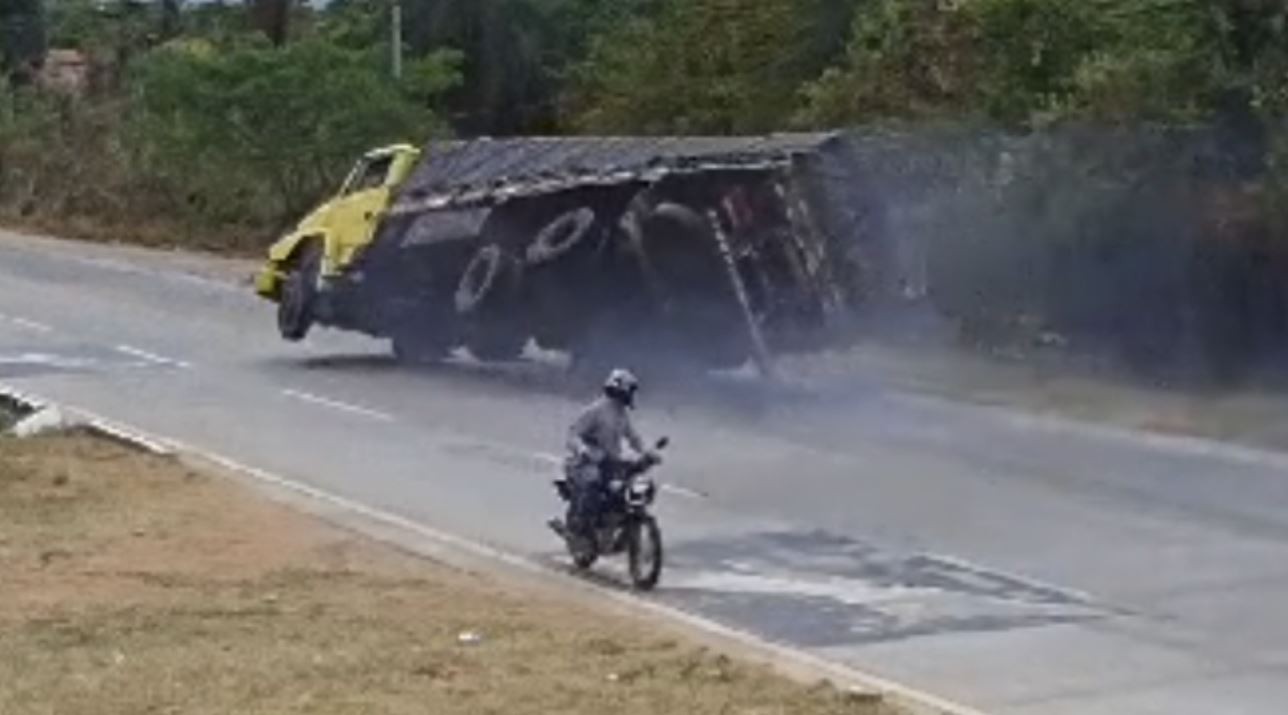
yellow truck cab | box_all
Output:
[256,144,420,340]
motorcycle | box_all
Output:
[548,437,669,591]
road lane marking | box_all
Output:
[525,448,706,500]
[114,344,193,369]
[661,483,708,500]
[0,352,98,370]
[0,312,55,334]
[280,389,396,423]
[8,317,54,333]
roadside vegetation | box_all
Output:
[0,432,900,715]
[3,0,1288,377]
[3,1,1286,248]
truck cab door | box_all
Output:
[321,154,398,275]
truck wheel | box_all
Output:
[455,244,522,315]
[392,329,451,364]
[467,323,527,361]
[526,207,596,266]
[278,242,322,342]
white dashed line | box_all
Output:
[114,344,193,369]
[8,317,54,333]
[0,353,98,369]
[0,313,55,333]
[661,483,708,500]
[528,448,705,500]
[280,389,396,423]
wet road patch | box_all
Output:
[660,530,1105,648]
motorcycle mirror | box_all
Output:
[655,437,670,450]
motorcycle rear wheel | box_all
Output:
[627,517,663,591]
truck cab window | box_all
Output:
[346,156,395,194]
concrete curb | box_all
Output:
[0,381,989,715]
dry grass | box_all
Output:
[0,434,899,715]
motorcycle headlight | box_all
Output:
[627,478,655,505]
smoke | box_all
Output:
[817,123,1288,385]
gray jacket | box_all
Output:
[566,397,644,463]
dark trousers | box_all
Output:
[567,458,622,536]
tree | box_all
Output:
[800,0,1288,128]
[401,0,561,134]
[250,0,289,46]
[130,38,460,223]
[160,0,181,40]
[1,0,47,83]
[567,0,848,134]
[799,0,981,126]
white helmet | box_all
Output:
[603,368,640,408]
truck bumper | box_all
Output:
[255,265,284,301]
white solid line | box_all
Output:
[8,317,54,333]
[280,389,396,423]
[84,419,176,455]
[114,344,193,369]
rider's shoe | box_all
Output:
[547,518,569,539]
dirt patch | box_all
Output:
[0,209,271,258]
[0,434,901,715]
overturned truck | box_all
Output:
[256,133,864,374]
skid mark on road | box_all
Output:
[280,388,396,422]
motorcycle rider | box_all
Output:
[562,368,652,539]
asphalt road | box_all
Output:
[3,230,1288,714]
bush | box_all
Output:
[129,37,459,228]
[567,0,845,134]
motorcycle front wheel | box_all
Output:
[627,517,663,591]
[569,535,598,571]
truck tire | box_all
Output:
[526,207,596,266]
[277,241,322,342]
[455,244,522,315]
[455,244,528,361]
[392,328,451,364]
[466,323,527,362]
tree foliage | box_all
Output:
[566,0,851,134]
[6,0,1288,258]
[130,37,459,222]
[0,0,47,80]
[800,0,1288,127]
